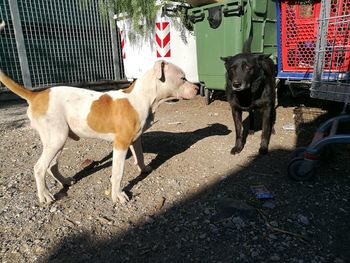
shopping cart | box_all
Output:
[287,0,350,181]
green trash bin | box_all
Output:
[188,0,277,104]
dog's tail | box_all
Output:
[0,24,33,101]
[243,37,252,53]
[0,70,34,101]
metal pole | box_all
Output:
[8,0,32,88]
[110,16,122,80]
[313,0,331,82]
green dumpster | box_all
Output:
[188,0,277,104]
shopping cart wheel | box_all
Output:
[287,157,315,181]
[290,147,307,159]
[204,88,212,105]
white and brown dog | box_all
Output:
[0,61,198,204]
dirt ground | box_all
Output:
[0,89,349,263]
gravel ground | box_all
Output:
[0,91,349,263]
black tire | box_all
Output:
[204,88,212,105]
[287,157,315,181]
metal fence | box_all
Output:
[310,0,350,103]
[0,0,124,92]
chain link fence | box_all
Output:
[0,0,124,94]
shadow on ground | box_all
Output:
[56,123,231,200]
[46,102,350,262]
[0,100,28,130]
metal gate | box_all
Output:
[310,0,350,102]
[0,0,124,92]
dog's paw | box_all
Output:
[248,129,255,135]
[112,191,130,204]
[259,147,268,155]
[39,191,55,205]
[230,146,243,155]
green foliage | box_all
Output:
[96,0,191,42]
[98,0,159,41]
[173,4,194,32]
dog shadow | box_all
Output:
[54,155,113,200]
[55,123,231,200]
[125,123,231,192]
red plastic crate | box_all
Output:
[280,0,350,72]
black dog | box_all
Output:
[221,43,276,155]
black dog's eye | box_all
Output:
[181,77,187,81]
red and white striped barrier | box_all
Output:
[156,22,171,58]
[120,30,126,59]
[116,5,198,83]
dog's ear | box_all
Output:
[154,60,167,82]
[220,56,234,63]
[243,37,252,53]
[221,57,233,69]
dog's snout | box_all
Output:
[179,82,198,99]
[232,81,241,88]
